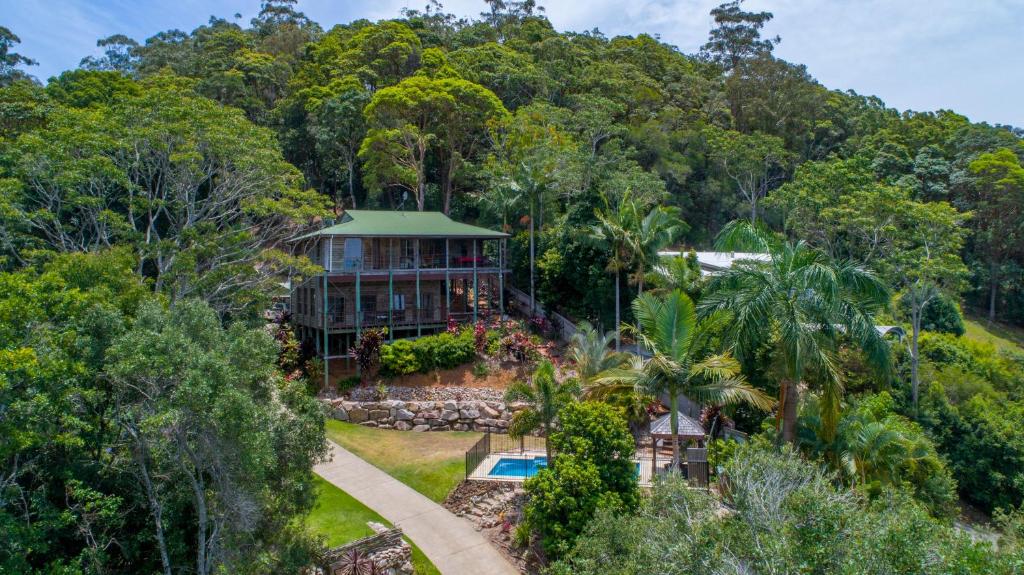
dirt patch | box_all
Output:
[328,360,532,390]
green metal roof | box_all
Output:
[293,210,508,240]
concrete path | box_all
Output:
[314,440,520,575]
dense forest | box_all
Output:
[2,0,1024,573]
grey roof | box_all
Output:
[650,411,706,439]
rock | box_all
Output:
[412,418,426,426]
[460,409,480,419]
[444,400,458,411]
[395,408,415,421]
[360,421,378,427]
[441,410,460,421]
[494,419,510,429]
[369,409,389,421]
[481,405,500,418]
[368,521,389,534]
[394,421,412,431]
[378,424,393,430]
[434,424,451,431]
[420,410,439,420]
[407,402,420,412]
[454,423,469,431]
[333,408,349,421]
[348,408,368,423]
[500,411,513,421]
[411,425,430,432]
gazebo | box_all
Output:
[649,411,707,472]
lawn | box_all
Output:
[307,475,440,575]
[324,420,483,502]
[964,316,1024,354]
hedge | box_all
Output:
[379,329,478,376]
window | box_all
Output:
[360,295,377,312]
[328,295,345,322]
[392,294,406,311]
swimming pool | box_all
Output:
[487,456,548,478]
[486,456,642,479]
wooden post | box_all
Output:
[499,238,505,317]
[444,239,451,322]
[322,265,329,391]
[388,269,394,342]
[472,239,478,323]
[415,240,421,337]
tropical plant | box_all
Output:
[595,289,774,469]
[567,321,629,385]
[701,220,891,444]
[629,204,685,295]
[589,192,641,351]
[650,250,703,299]
[504,360,579,460]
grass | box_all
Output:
[307,475,441,575]
[964,315,1024,354]
[325,420,482,502]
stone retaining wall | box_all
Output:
[325,398,526,432]
[321,523,412,575]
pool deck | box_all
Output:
[469,450,654,486]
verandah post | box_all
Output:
[472,239,478,323]
[388,268,394,342]
[444,238,451,321]
[499,238,505,317]
[322,247,329,392]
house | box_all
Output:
[658,250,770,275]
[290,210,509,360]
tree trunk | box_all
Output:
[750,196,757,224]
[529,201,535,314]
[614,271,621,352]
[911,302,921,410]
[347,159,357,209]
[990,260,999,322]
[781,380,799,444]
[133,442,173,575]
[669,389,680,471]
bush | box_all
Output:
[553,443,1014,574]
[379,339,419,376]
[523,402,639,558]
[899,291,965,336]
[378,329,477,376]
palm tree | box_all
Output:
[630,205,685,295]
[567,321,630,384]
[650,250,702,299]
[590,193,640,351]
[700,220,891,444]
[504,360,578,461]
[594,290,774,470]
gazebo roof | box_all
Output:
[650,411,706,439]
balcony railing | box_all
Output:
[319,307,475,329]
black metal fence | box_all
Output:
[464,432,548,479]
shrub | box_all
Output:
[377,329,477,376]
[553,443,1013,575]
[523,402,639,558]
[379,339,419,376]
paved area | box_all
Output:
[469,450,653,486]
[314,440,520,575]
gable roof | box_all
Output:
[650,411,706,439]
[293,210,508,240]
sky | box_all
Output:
[6,0,1023,127]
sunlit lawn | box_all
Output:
[324,420,482,503]
[307,475,440,575]
[964,316,1024,354]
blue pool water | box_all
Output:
[488,457,548,478]
[486,457,642,479]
